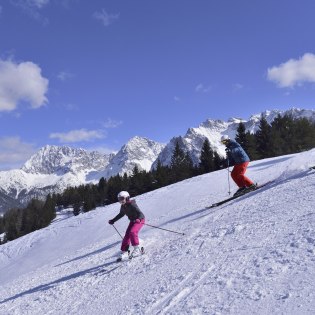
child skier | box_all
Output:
[221,135,256,196]
[108,191,145,261]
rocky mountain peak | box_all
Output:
[21,145,110,175]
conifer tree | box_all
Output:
[199,138,215,173]
[293,117,315,151]
[4,208,20,241]
[256,116,272,159]
[0,216,4,235]
[41,194,56,227]
[235,122,247,148]
[130,165,142,196]
[98,177,108,205]
[245,131,259,160]
[214,151,225,170]
[154,159,169,188]
[170,141,193,182]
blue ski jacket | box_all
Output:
[225,139,250,166]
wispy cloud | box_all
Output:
[93,8,119,27]
[232,83,244,91]
[11,0,50,23]
[49,128,106,143]
[0,58,49,112]
[195,83,212,93]
[267,53,315,88]
[57,71,74,81]
[0,136,37,170]
[174,96,180,102]
[102,118,122,129]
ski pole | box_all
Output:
[143,223,185,236]
[112,224,131,254]
[112,224,123,239]
[227,157,231,195]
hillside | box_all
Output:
[0,149,315,314]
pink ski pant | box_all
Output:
[121,219,145,251]
[231,162,254,188]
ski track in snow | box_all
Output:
[0,151,315,314]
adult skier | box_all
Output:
[221,135,256,196]
[108,191,145,261]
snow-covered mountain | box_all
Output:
[98,136,165,179]
[0,137,164,213]
[153,108,315,167]
[0,149,314,314]
[0,146,113,213]
[0,108,314,213]
[21,145,112,175]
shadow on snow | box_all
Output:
[0,259,120,305]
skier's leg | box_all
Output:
[121,222,133,251]
[231,165,243,187]
[235,162,254,187]
[129,219,145,247]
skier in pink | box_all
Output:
[108,191,145,261]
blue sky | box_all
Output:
[0,0,315,170]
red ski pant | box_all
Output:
[121,219,145,251]
[231,162,254,188]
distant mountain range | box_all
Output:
[0,108,314,213]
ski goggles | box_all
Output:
[118,197,126,202]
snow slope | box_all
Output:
[0,149,315,315]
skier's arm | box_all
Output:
[108,209,125,224]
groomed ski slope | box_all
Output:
[0,149,315,315]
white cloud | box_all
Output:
[267,53,315,88]
[57,71,74,81]
[0,137,37,170]
[93,9,119,27]
[49,129,106,143]
[195,83,212,93]
[102,118,122,129]
[0,59,49,111]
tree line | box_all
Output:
[235,114,315,160]
[1,114,314,244]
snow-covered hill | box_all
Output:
[0,149,314,314]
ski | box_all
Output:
[207,181,274,208]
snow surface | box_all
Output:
[0,149,315,315]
